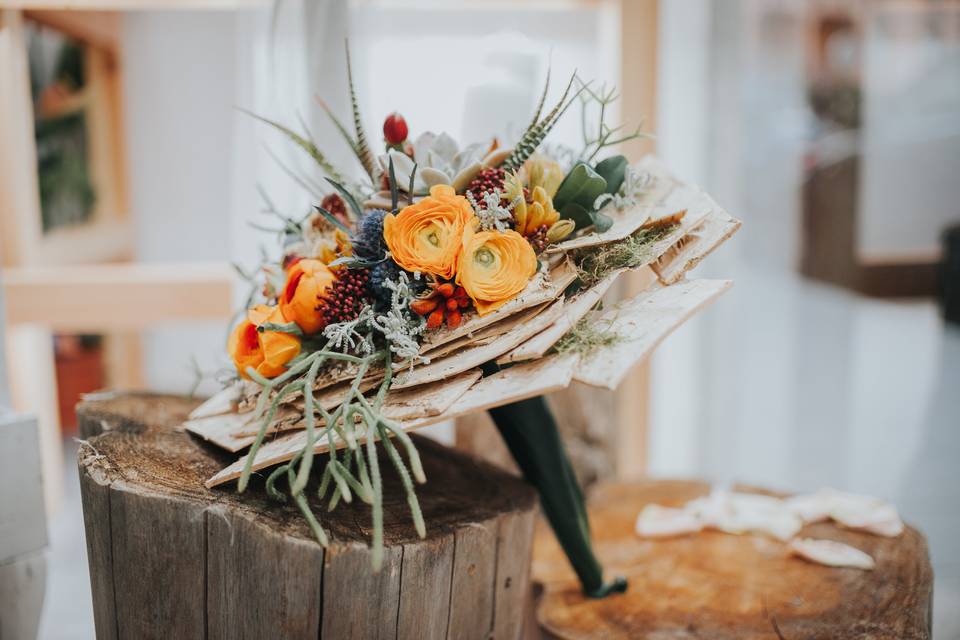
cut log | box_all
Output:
[533,481,933,640]
[76,392,538,640]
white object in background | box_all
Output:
[785,488,905,537]
[788,538,875,571]
[0,410,48,639]
[635,504,703,538]
[684,488,803,542]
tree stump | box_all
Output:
[533,481,933,640]
[76,392,537,640]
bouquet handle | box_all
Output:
[488,396,628,598]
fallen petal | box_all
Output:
[635,504,703,538]
[788,538,875,570]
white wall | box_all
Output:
[123,11,241,393]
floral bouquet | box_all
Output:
[184,50,739,596]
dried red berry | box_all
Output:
[383,112,408,146]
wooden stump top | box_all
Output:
[76,392,538,640]
[77,391,535,546]
[533,481,933,640]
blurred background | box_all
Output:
[1,0,958,637]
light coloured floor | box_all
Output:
[38,270,960,639]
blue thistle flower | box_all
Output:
[352,209,388,261]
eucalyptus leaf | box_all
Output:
[594,155,628,195]
[388,155,399,212]
[324,178,363,220]
[314,205,351,234]
[258,321,304,337]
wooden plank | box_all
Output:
[652,205,742,285]
[2,262,234,330]
[0,9,41,269]
[206,506,324,640]
[397,533,454,640]
[446,517,497,638]
[77,453,118,640]
[322,542,403,640]
[493,509,537,640]
[23,9,120,50]
[391,299,567,390]
[188,385,242,420]
[109,485,206,638]
[574,279,733,390]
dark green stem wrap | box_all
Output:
[487,395,628,598]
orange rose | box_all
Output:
[456,226,538,316]
[383,184,475,279]
[228,305,301,379]
[279,259,335,334]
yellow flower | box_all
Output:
[504,173,560,237]
[280,259,335,335]
[524,155,565,198]
[383,184,475,279]
[228,305,301,379]
[457,226,537,316]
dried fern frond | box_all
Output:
[345,42,377,183]
[315,96,362,160]
[241,108,348,185]
[503,72,585,172]
[523,64,551,135]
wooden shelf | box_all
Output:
[2,262,235,331]
[4,0,266,10]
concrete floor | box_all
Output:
[37,270,960,639]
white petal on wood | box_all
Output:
[635,504,703,538]
[823,489,905,537]
[391,299,567,390]
[403,354,579,430]
[205,369,483,488]
[573,279,733,389]
[497,268,627,364]
[188,385,241,420]
[788,538,876,570]
[652,205,742,285]
[419,258,577,351]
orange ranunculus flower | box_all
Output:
[383,184,475,279]
[456,226,538,316]
[279,259,335,334]
[228,305,301,379]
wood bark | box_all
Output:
[77,392,537,640]
[533,481,933,640]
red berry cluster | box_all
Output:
[464,167,506,204]
[318,269,371,325]
[410,282,471,329]
[527,224,550,253]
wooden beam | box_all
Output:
[0,9,42,269]
[23,9,120,49]
[616,0,658,480]
[2,262,235,331]
[4,0,267,9]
